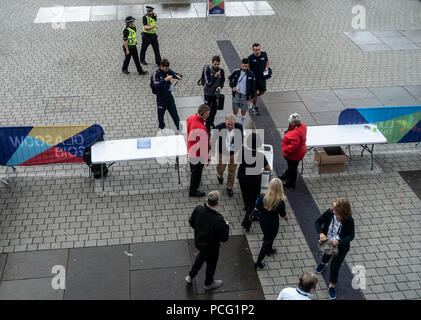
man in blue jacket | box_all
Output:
[151,59,182,133]
[228,58,256,129]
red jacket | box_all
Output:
[282,123,307,161]
[186,114,209,159]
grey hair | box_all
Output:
[288,113,301,124]
[206,190,220,207]
[225,114,236,121]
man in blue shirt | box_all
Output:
[248,43,270,116]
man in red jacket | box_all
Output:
[280,113,307,189]
[187,104,211,197]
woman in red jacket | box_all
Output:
[279,113,307,188]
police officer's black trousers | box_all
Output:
[157,99,180,131]
[122,45,144,73]
[204,95,217,131]
[189,245,220,286]
[140,33,161,66]
[238,175,262,231]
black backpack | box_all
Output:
[150,74,157,94]
[83,135,109,179]
[197,65,210,86]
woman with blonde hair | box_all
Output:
[254,178,288,269]
[315,198,355,299]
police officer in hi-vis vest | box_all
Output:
[122,16,148,75]
[140,6,162,67]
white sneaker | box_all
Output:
[185,275,192,284]
[204,280,223,290]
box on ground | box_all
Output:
[313,147,346,174]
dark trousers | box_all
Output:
[189,162,204,194]
[140,33,161,66]
[284,157,300,186]
[122,45,144,73]
[204,95,217,131]
[157,99,180,130]
[322,249,349,284]
[189,245,220,286]
[239,176,261,230]
[257,236,275,263]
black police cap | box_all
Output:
[146,6,154,12]
[125,16,135,23]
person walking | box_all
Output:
[248,43,269,116]
[187,104,211,197]
[211,114,244,197]
[228,58,256,130]
[277,273,318,300]
[151,59,182,133]
[279,113,307,189]
[315,198,355,300]
[254,178,288,269]
[122,16,148,75]
[238,132,270,232]
[185,190,229,290]
[139,6,161,67]
[202,55,225,131]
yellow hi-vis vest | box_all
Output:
[143,15,157,34]
[123,26,137,46]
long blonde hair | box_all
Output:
[263,178,286,211]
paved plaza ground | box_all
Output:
[0,0,421,300]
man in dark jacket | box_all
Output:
[228,58,256,129]
[248,43,269,116]
[210,114,243,197]
[151,59,182,133]
[185,190,229,290]
[203,55,225,131]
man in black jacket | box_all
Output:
[210,114,244,197]
[185,190,229,290]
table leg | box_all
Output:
[348,145,352,159]
[101,163,104,192]
[176,156,180,184]
[370,144,374,170]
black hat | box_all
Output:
[146,6,154,12]
[125,16,135,23]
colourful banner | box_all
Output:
[0,124,104,166]
[338,106,421,143]
[209,0,225,15]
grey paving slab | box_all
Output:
[399,170,421,200]
[379,37,421,51]
[174,96,203,108]
[196,289,264,300]
[265,102,311,127]
[2,249,68,281]
[401,29,421,43]
[0,255,6,280]
[189,235,263,295]
[90,5,117,21]
[340,98,384,108]
[404,85,421,96]
[311,111,342,125]
[117,5,142,20]
[63,6,91,23]
[129,240,191,270]
[297,90,345,111]
[371,30,403,38]
[359,43,392,52]
[262,91,302,103]
[168,5,199,19]
[0,278,64,300]
[64,245,130,300]
[131,265,197,300]
[333,88,375,100]
[368,86,421,106]
[344,31,383,45]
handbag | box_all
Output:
[216,93,225,110]
[249,194,263,222]
[263,67,272,80]
[318,239,339,257]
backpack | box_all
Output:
[197,65,210,86]
[150,74,157,94]
[83,135,109,179]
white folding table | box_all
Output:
[304,124,387,172]
[91,135,188,191]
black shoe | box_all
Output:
[217,176,223,184]
[254,261,265,269]
[226,189,234,197]
[266,248,277,256]
[139,70,148,75]
[282,180,295,189]
[140,61,147,65]
[189,190,205,197]
[241,223,250,232]
[122,70,130,74]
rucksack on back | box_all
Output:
[150,74,157,94]
[197,65,209,86]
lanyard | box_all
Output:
[238,72,247,84]
[296,288,311,298]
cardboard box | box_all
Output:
[313,147,346,174]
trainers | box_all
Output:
[226,189,234,197]
[204,280,223,290]
[122,70,130,74]
[139,70,148,75]
[254,261,265,269]
[185,275,192,284]
[315,263,327,274]
[328,286,336,300]
[140,60,148,65]
[252,108,260,115]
